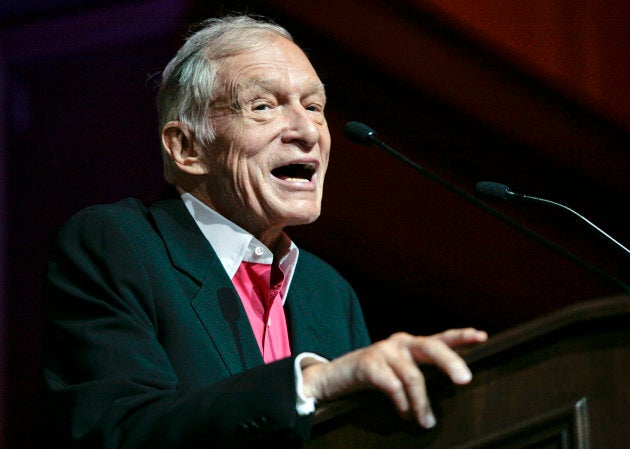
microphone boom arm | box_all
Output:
[344,121,630,292]
[508,190,630,257]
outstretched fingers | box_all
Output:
[358,339,436,428]
[434,327,488,348]
[301,328,488,430]
[410,328,487,385]
[390,354,436,427]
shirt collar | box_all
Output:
[180,192,299,282]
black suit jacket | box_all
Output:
[41,189,371,449]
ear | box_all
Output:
[161,121,208,175]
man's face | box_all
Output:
[201,36,331,240]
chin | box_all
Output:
[273,199,321,224]
[282,210,321,227]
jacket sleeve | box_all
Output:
[41,203,311,449]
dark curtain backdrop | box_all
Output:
[1,1,629,448]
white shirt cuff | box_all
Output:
[294,352,329,415]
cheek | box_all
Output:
[211,126,250,172]
[320,143,332,175]
[228,149,267,196]
[222,122,268,162]
[320,126,332,159]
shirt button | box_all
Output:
[254,246,264,256]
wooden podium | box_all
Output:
[306,294,630,449]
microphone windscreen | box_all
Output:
[343,121,377,146]
[475,181,510,200]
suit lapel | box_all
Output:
[285,266,329,355]
[148,190,264,374]
[191,275,264,373]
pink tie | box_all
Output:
[231,261,291,363]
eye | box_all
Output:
[253,103,271,111]
[248,94,276,112]
[304,96,326,113]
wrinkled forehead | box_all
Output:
[212,37,325,101]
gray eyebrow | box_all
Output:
[239,78,326,97]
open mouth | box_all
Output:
[271,162,316,183]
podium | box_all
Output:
[306,294,630,449]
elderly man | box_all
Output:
[41,15,487,448]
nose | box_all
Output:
[281,104,320,150]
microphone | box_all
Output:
[476,181,630,257]
[344,121,485,205]
[344,121,378,146]
[344,121,630,292]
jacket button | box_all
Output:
[251,415,269,429]
[236,422,251,434]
